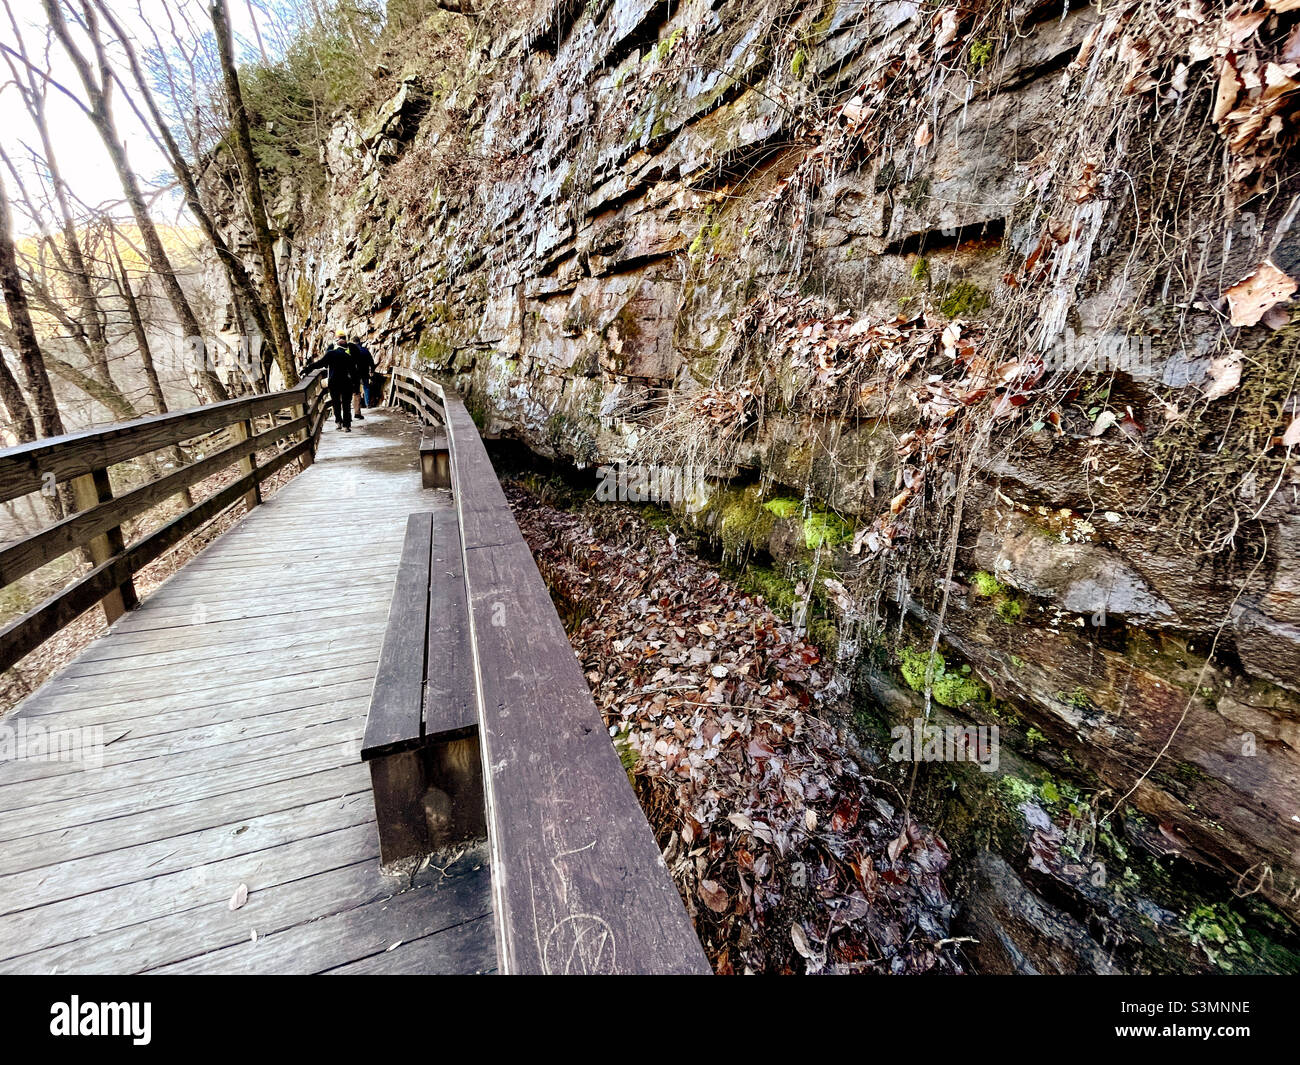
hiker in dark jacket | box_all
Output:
[346,339,376,421]
[301,331,357,431]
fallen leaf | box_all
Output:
[1090,410,1118,436]
[791,921,815,959]
[229,883,249,911]
[1283,417,1300,447]
[888,825,909,862]
[1224,261,1297,327]
[698,878,729,913]
[1204,351,1243,401]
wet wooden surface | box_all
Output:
[0,410,493,974]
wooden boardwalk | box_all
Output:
[0,410,494,974]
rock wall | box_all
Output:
[235,0,1300,950]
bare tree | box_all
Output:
[0,148,141,422]
[37,0,230,402]
[0,2,116,391]
[90,0,281,383]
[0,342,36,443]
[209,0,297,387]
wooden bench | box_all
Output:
[361,502,483,864]
[379,369,709,972]
[419,430,450,489]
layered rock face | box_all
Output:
[246,0,1300,952]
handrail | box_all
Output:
[0,372,328,673]
[385,365,709,974]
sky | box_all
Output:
[0,0,282,234]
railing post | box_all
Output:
[295,388,314,470]
[69,466,137,624]
[231,418,262,510]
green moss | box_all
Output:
[968,39,993,71]
[763,497,801,519]
[802,509,851,550]
[719,495,776,557]
[996,598,1024,624]
[938,281,991,318]
[791,47,807,79]
[910,257,931,283]
[971,570,1004,597]
[898,647,986,708]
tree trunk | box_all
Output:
[210,0,298,389]
[0,347,36,443]
[0,172,64,440]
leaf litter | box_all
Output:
[508,485,964,975]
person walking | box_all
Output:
[300,332,357,432]
[346,336,376,421]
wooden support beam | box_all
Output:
[68,467,136,625]
[231,418,262,511]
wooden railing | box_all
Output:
[0,371,329,672]
[384,365,709,974]
[387,365,447,427]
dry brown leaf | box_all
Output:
[1224,261,1297,326]
[888,825,909,862]
[1213,55,1243,122]
[914,119,932,147]
[1282,416,1300,448]
[698,878,729,913]
[933,8,959,53]
[1204,351,1243,401]
[791,921,815,959]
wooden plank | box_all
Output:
[463,539,709,974]
[360,512,432,760]
[0,856,396,975]
[0,788,373,914]
[0,716,362,815]
[426,503,476,739]
[0,763,369,878]
[323,913,495,975]
[0,696,368,786]
[14,660,378,723]
[58,616,385,681]
[0,822,380,959]
[0,466,262,671]
[0,731,358,843]
[147,849,491,974]
[68,466,135,625]
[441,396,523,551]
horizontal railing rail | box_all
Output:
[0,372,328,672]
[384,365,709,974]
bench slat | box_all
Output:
[361,512,432,761]
[425,505,475,741]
